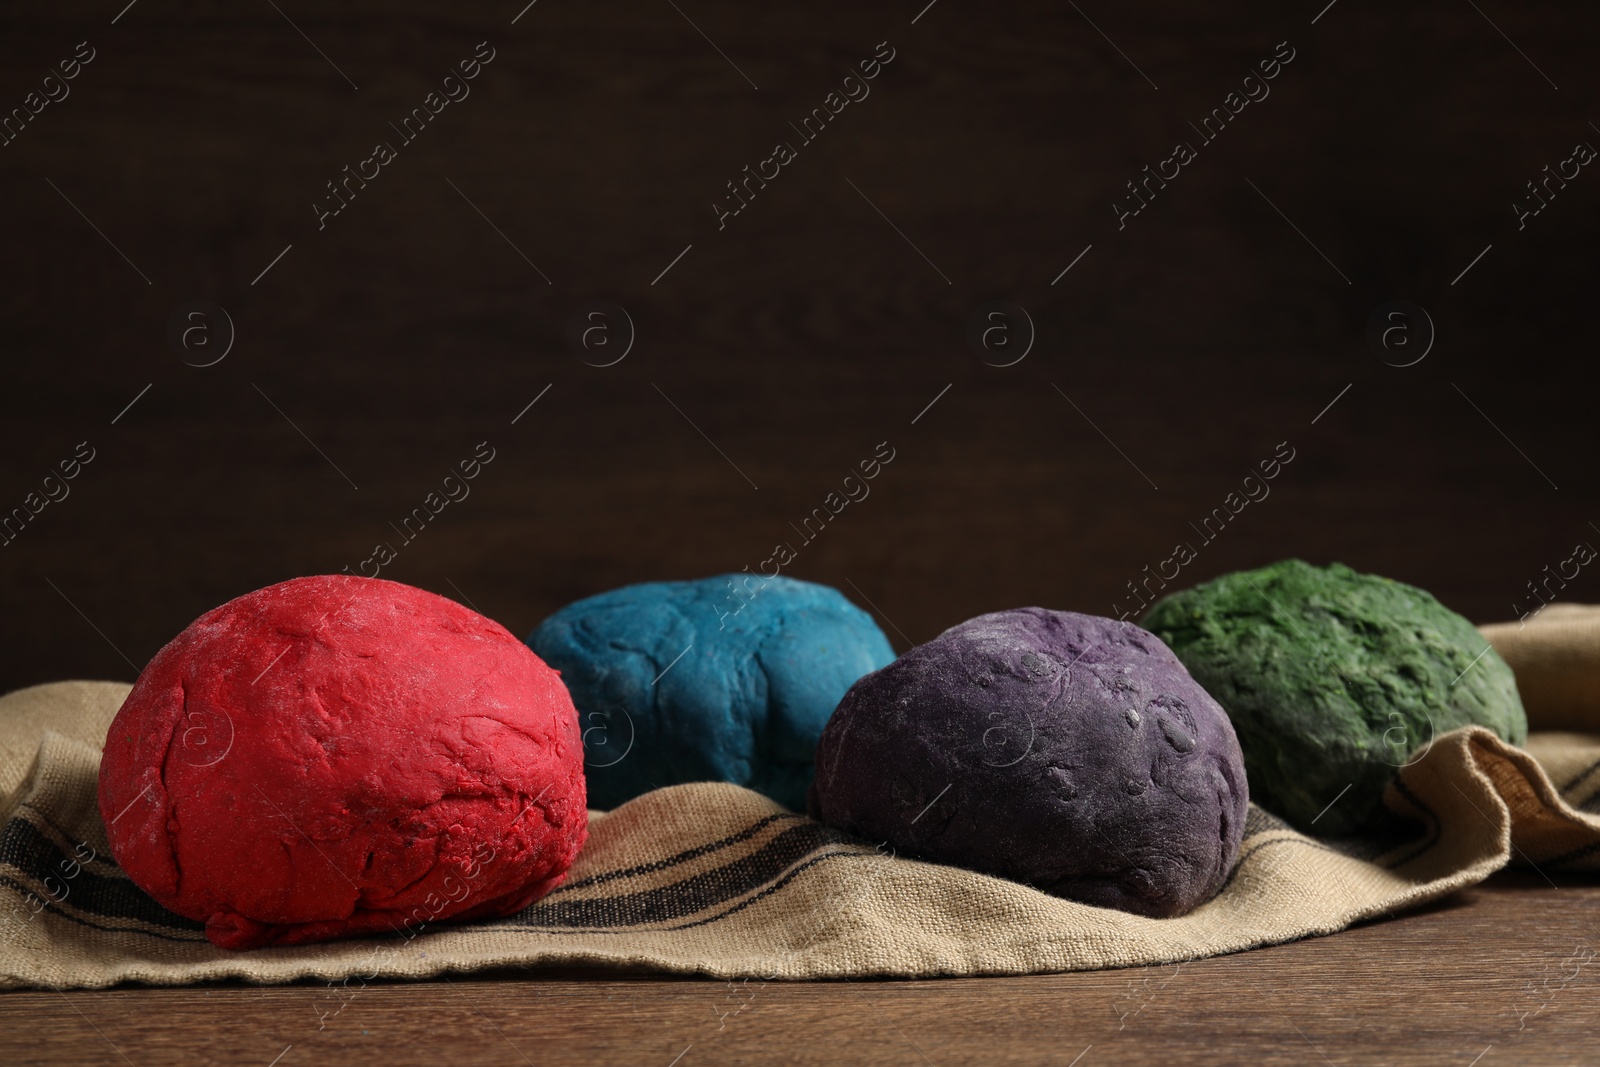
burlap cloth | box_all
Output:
[4,608,1600,990]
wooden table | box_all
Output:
[3,872,1596,1065]
[3,1,1596,1062]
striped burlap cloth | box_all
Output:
[3,609,1599,990]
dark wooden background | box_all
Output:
[2,0,1598,1061]
[3,0,1597,689]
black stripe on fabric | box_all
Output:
[537,827,1447,943]
[1560,755,1600,799]
[21,803,126,877]
[550,812,802,896]
[0,816,203,932]
[501,848,876,937]
[1242,807,1293,837]
[1539,838,1600,869]
[1382,778,1441,869]
[507,821,855,929]
[1260,834,1378,865]
[1212,836,1260,896]
[1215,833,1365,896]
[0,875,208,943]
[658,848,872,934]
[1242,802,1430,866]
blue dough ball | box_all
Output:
[529,575,896,810]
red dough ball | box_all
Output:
[97,575,587,950]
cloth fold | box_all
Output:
[3,606,1599,990]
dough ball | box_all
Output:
[1142,559,1527,835]
[97,575,587,950]
[808,608,1248,918]
[530,574,895,810]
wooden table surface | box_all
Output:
[3,0,1597,1063]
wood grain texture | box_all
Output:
[1,1,1597,692]
[1,873,1596,1065]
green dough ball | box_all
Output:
[1141,560,1525,835]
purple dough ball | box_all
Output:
[808,608,1248,918]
